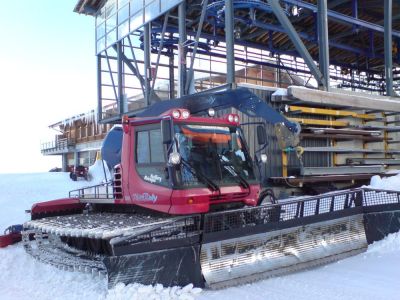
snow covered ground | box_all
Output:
[1,172,400,300]
[367,173,400,191]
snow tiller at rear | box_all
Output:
[9,88,400,288]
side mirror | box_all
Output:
[161,119,172,144]
[257,125,267,145]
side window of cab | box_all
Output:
[135,125,168,186]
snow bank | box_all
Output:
[88,159,111,183]
[0,172,88,229]
[367,173,400,191]
[368,231,400,255]
[271,88,287,97]
[106,283,201,300]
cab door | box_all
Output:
[128,123,172,213]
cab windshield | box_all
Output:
[174,124,256,187]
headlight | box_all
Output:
[168,152,181,165]
[260,154,268,163]
[172,110,181,119]
[181,110,190,119]
[208,108,215,117]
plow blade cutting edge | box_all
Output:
[22,188,400,288]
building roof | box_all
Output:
[73,0,105,16]
[49,110,97,129]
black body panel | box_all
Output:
[104,245,204,288]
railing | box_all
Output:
[203,188,400,234]
[69,181,114,200]
[41,138,74,153]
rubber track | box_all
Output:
[23,229,106,277]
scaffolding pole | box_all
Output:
[117,41,124,114]
[225,0,235,85]
[96,55,102,121]
[384,0,394,96]
[143,23,152,105]
[318,0,330,91]
[178,2,187,97]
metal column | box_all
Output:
[384,0,393,96]
[117,41,125,114]
[143,23,152,105]
[318,0,330,90]
[267,0,325,88]
[186,0,209,94]
[225,0,235,85]
[96,54,102,121]
[178,2,187,97]
[169,52,175,99]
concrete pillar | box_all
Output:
[74,151,79,168]
[62,153,68,172]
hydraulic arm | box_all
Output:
[133,87,300,148]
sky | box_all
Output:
[0,1,97,173]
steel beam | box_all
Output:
[143,23,152,105]
[328,0,348,9]
[317,0,330,90]
[152,21,384,74]
[267,0,325,88]
[178,2,187,97]
[301,166,385,176]
[96,54,103,121]
[282,0,400,38]
[384,0,394,96]
[104,50,118,104]
[225,0,235,85]
[126,35,146,95]
[186,0,208,94]
[117,41,124,114]
[113,45,145,92]
[169,53,175,99]
[151,12,170,100]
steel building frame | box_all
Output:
[74,0,399,123]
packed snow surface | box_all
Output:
[88,159,111,183]
[1,172,400,300]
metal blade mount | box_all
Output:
[200,215,367,289]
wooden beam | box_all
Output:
[288,117,349,127]
[288,105,375,119]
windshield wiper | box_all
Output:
[219,156,250,190]
[181,158,220,192]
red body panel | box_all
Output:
[114,112,261,215]
[169,184,260,214]
[31,198,85,218]
[116,125,173,213]
[0,233,22,248]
